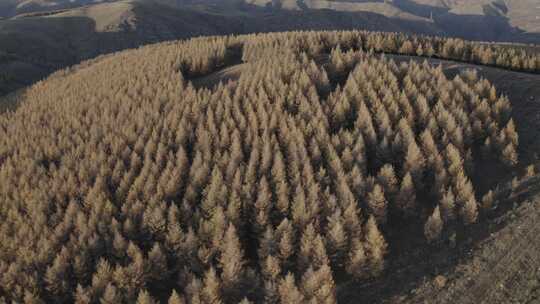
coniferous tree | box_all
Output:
[377,164,398,199]
[424,206,443,243]
[525,165,536,178]
[219,224,246,297]
[364,216,387,276]
[136,290,156,304]
[148,243,168,282]
[100,284,121,304]
[367,184,388,225]
[238,298,253,304]
[168,290,186,304]
[404,141,426,187]
[23,292,44,304]
[501,143,518,166]
[461,198,479,225]
[202,268,222,304]
[481,190,495,211]
[397,173,416,215]
[346,240,367,280]
[279,222,295,268]
[278,273,304,304]
[45,247,72,301]
[440,188,457,223]
[75,286,92,304]
[326,209,348,265]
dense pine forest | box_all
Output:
[0,30,527,303]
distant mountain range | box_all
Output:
[0,0,539,96]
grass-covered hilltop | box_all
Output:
[0,30,538,303]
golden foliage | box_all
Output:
[0,30,520,303]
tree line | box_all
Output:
[241,31,540,74]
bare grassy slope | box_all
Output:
[249,0,540,41]
[0,0,119,18]
[246,0,429,20]
[402,55,540,304]
[506,0,540,33]
[403,181,540,304]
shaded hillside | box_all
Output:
[1,0,539,96]
[0,0,245,95]
[254,0,540,42]
[0,0,439,96]
[0,0,118,18]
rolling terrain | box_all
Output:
[253,0,540,42]
[0,0,245,95]
[1,0,540,97]
[0,0,439,96]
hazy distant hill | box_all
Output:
[2,0,538,42]
[247,0,540,40]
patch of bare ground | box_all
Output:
[188,43,244,89]
[337,174,540,304]
[402,177,540,304]
[191,63,246,89]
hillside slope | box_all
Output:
[1,0,539,97]
[0,30,531,304]
[253,0,540,41]
[0,0,440,96]
[0,0,244,95]
[0,0,118,18]
[337,55,540,303]
[165,37,540,304]
[403,55,540,304]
